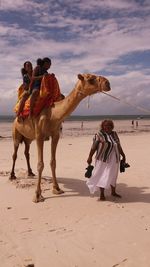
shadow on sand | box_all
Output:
[43,177,150,204]
[7,171,150,204]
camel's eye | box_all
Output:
[88,77,96,84]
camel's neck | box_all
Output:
[51,83,85,122]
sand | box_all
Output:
[0,120,150,267]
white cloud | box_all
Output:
[0,0,45,12]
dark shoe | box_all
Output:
[85,165,94,178]
[120,160,130,173]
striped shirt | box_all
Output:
[92,130,120,163]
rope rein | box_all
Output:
[102,92,150,114]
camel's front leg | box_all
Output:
[51,134,64,194]
[24,139,35,177]
[33,137,45,203]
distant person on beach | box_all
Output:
[81,121,84,130]
[29,57,52,117]
[86,119,126,201]
[16,61,33,119]
[131,120,134,127]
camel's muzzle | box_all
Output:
[104,80,111,92]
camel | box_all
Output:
[10,73,111,202]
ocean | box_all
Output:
[1,114,150,123]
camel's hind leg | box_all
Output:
[10,125,34,180]
[51,133,64,194]
[10,124,23,180]
[24,138,35,177]
[10,142,19,180]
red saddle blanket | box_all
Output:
[14,73,61,117]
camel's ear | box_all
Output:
[78,74,84,81]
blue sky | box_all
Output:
[0,0,150,116]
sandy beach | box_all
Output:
[0,119,150,267]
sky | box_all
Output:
[0,0,150,116]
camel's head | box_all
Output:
[77,73,111,96]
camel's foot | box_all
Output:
[52,187,64,195]
[28,170,36,177]
[9,174,17,181]
[33,193,45,203]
